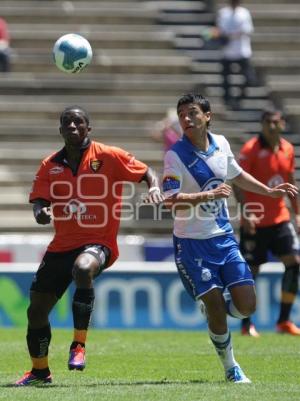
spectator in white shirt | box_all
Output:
[216,0,256,109]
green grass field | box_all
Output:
[0,328,299,401]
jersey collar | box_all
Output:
[51,137,91,165]
[182,131,219,156]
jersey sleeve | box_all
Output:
[162,150,183,198]
[111,147,148,182]
[29,160,51,203]
[222,136,243,180]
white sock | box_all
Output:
[208,328,237,370]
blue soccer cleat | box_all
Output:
[15,371,52,386]
[68,344,86,371]
[225,365,251,383]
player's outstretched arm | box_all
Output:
[32,198,52,225]
[232,170,298,198]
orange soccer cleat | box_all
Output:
[276,320,300,335]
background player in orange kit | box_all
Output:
[234,109,300,337]
[15,106,164,386]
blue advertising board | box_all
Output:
[0,262,300,330]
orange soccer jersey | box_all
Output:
[29,140,148,265]
[238,136,295,227]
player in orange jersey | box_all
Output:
[234,109,300,337]
[15,106,164,386]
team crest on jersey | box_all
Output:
[163,175,180,192]
[90,160,103,172]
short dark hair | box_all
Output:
[177,93,211,127]
[177,93,211,114]
[60,105,90,125]
[261,109,285,122]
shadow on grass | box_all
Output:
[2,378,221,388]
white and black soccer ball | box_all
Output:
[53,33,93,73]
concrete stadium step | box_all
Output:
[0,119,164,140]
[0,187,29,206]
[0,210,44,232]
[2,2,159,24]
[176,33,300,52]
[0,95,227,122]
[159,5,300,26]
[0,93,180,107]
[0,140,162,153]
[266,75,300,98]
[282,101,300,131]
[1,0,206,10]
[0,72,201,96]
[160,23,300,38]
[0,121,259,144]
[0,165,38,185]
[158,11,214,25]
[243,0,299,3]
[11,31,175,50]
[2,1,207,24]
[253,52,300,75]
[11,48,190,74]
[205,85,269,99]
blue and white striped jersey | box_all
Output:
[163,132,242,239]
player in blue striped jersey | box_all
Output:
[163,93,298,383]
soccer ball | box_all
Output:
[53,33,93,73]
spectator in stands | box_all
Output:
[234,109,300,337]
[151,108,182,153]
[0,17,11,72]
[216,0,256,109]
[15,105,164,386]
[162,93,298,383]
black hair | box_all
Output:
[177,93,211,127]
[60,105,90,125]
[261,109,285,122]
[177,93,211,114]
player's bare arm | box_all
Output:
[164,183,232,210]
[141,167,165,204]
[232,170,298,198]
[32,198,52,225]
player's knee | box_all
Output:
[234,298,256,317]
[240,301,256,317]
[27,303,48,326]
[73,258,94,284]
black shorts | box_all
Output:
[30,244,111,299]
[240,221,299,266]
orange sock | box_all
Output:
[31,356,49,370]
[73,329,87,344]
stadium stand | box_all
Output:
[0,0,299,234]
